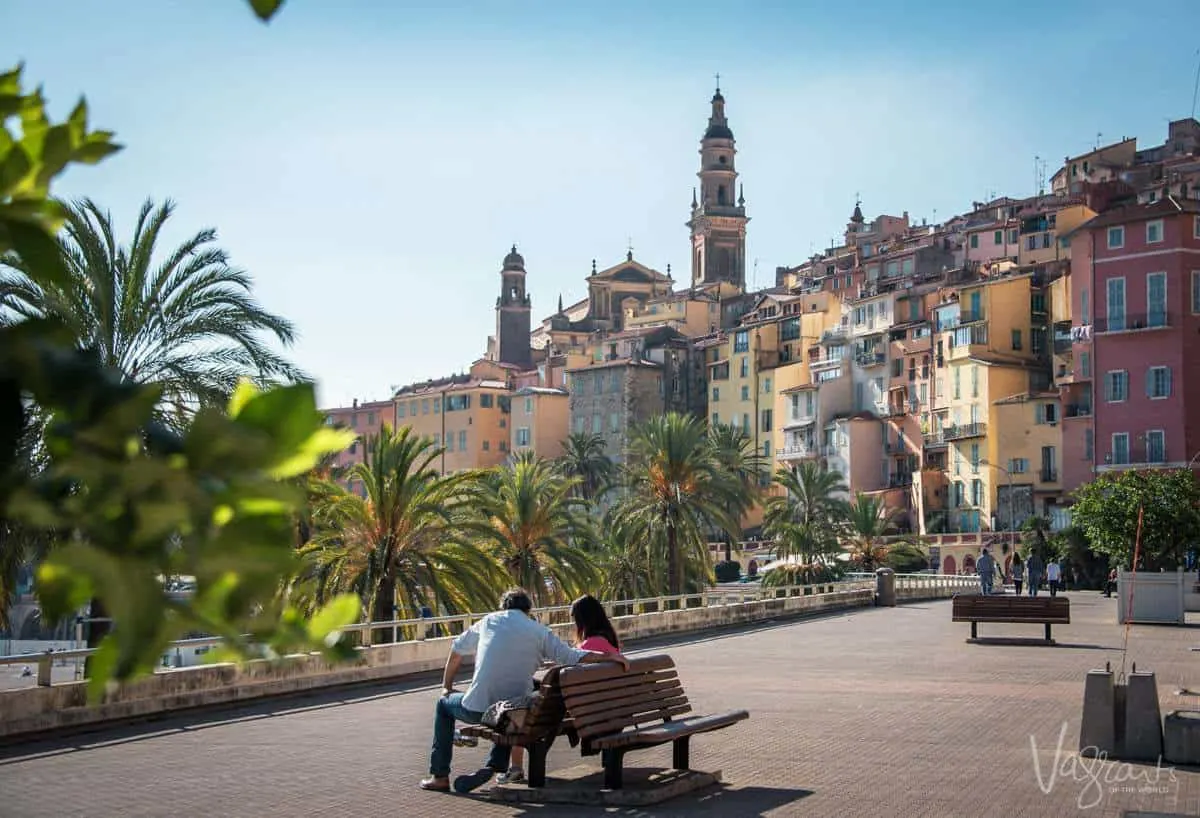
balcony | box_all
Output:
[1064,404,1092,418]
[923,431,948,448]
[887,473,913,488]
[854,351,887,367]
[820,326,849,344]
[960,308,986,324]
[1096,312,1171,334]
[1040,469,1059,483]
[809,355,845,371]
[942,422,987,441]
[885,439,908,455]
[778,442,818,460]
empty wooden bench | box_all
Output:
[952,594,1070,643]
[558,654,748,790]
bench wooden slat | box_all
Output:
[578,704,693,739]
[560,670,680,700]
[589,710,750,750]
[565,682,684,717]
[558,655,674,687]
[570,690,690,723]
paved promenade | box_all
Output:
[3,593,1199,817]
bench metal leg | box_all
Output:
[527,739,550,788]
[602,749,625,790]
[672,736,690,770]
[1045,623,1052,642]
[970,621,977,640]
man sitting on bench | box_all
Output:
[420,588,629,794]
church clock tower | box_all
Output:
[687,78,749,290]
[495,245,532,369]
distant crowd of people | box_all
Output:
[972,548,1069,596]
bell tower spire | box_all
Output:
[495,245,532,369]
[686,77,749,290]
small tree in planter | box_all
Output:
[1071,469,1200,571]
[713,560,742,583]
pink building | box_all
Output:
[322,398,396,486]
[1081,198,1200,472]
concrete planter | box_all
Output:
[1116,570,1186,625]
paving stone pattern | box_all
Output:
[2,593,1199,817]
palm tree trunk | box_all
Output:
[371,573,396,646]
[667,525,679,598]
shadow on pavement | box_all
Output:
[507,784,815,817]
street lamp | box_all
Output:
[979,459,1015,551]
[1187,451,1200,470]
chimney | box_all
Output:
[352,398,358,409]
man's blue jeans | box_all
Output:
[429,692,511,777]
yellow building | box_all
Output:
[1017,202,1095,267]
[624,281,738,336]
[393,360,513,474]
[510,386,570,460]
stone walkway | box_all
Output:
[3,593,1199,817]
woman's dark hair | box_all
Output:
[500,588,533,614]
[1013,553,1023,565]
[570,594,620,650]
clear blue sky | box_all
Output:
[7,0,1200,407]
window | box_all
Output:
[712,412,720,426]
[444,434,453,453]
[1008,458,1029,474]
[366,411,375,425]
[351,414,359,428]
[1084,430,1093,460]
[397,404,406,419]
[994,230,1003,245]
[739,357,749,378]
[516,427,531,447]
[1106,277,1126,331]
[1009,229,1018,243]
[609,412,619,432]
[610,370,620,392]
[1107,226,1124,249]
[763,441,771,457]
[479,394,493,408]
[1080,351,1091,378]
[1194,271,1200,314]
[348,439,357,455]
[712,387,720,401]
[433,398,442,414]
[482,440,490,452]
[761,409,773,433]
[446,394,471,411]
[740,385,750,401]
[741,413,750,433]
[952,368,960,399]
[499,440,508,452]
[1147,272,1167,327]
[763,377,772,394]
[524,397,533,414]
[733,331,749,353]
[1104,370,1128,402]
[1041,446,1057,479]
[1081,288,1089,323]
[886,261,898,277]
[970,234,979,249]
[573,416,584,434]
[971,479,983,507]
[1147,366,1172,398]
[591,414,601,434]
[1195,216,1200,239]
[1035,403,1058,424]
[422,399,430,414]
[970,366,978,398]
[1146,220,1163,244]
[969,443,980,471]
[1026,235,1037,251]
[1146,430,1166,463]
[1011,329,1022,350]
[1111,433,1130,465]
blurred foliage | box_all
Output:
[1070,469,1200,570]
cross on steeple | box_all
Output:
[714,72,721,92]
[854,191,861,207]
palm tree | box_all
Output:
[557,432,615,501]
[617,413,742,596]
[763,461,848,565]
[467,452,597,606]
[301,426,499,641]
[844,492,903,571]
[707,423,765,563]
[593,512,657,604]
[0,198,301,421]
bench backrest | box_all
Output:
[952,595,1070,620]
[510,665,567,740]
[557,655,690,740]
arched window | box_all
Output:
[718,185,727,205]
[510,286,518,299]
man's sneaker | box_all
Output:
[452,729,478,747]
[452,767,496,793]
[496,767,525,785]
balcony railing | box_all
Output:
[778,443,818,459]
[1040,469,1059,483]
[888,473,913,488]
[810,355,845,370]
[1064,404,1092,418]
[1096,312,1170,333]
[854,352,887,367]
[923,431,948,447]
[885,440,908,455]
[942,422,987,441]
[820,326,849,343]
[960,308,986,324]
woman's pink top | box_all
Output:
[578,635,620,654]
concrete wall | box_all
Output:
[0,581,976,741]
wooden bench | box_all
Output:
[464,655,748,791]
[951,594,1070,643]
[558,655,748,790]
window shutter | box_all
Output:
[1146,369,1153,398]
[1166,367,1172,396]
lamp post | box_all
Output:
[980,459,1015,552]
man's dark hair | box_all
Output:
[500,588,533,613]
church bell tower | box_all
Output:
[495,245,532,369]
[686,77,749,290]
